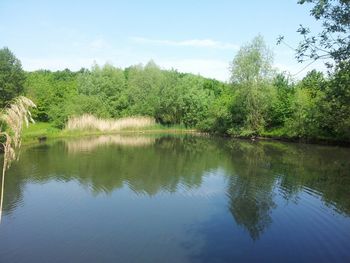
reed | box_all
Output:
[0,96,36,222]
[65,114,155,132]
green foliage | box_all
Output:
[157,72,223,127]
[229,36,274,135]
[265,74,294,128]
[156,70,183,124]
[174,75,213,127]
[125,61,164,116]
[320,62,350,140]
[78,63,126,117]
[286,88,321,137]
[23,61,224,130]
[273,1,350,142]
[283,66,350,141]
[230,35,273,84]
[3,32,346,143]
[286,71,325,137]
[25,69,79,128]
[0,47,25,108]
[199,86,234,133]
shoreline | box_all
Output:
[20,125,350,149]
[21,123,199,146]
[226,134,350,148]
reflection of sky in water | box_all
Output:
[1,180,224,263]
[2,176,349,263]
[173,170,228,198]
[0,135,350,262]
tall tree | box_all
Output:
[230,35,273,84]
[229,35,274,134]
[0,47,25,108]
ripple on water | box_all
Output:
[1,136,350,263]
[271,182,350,262]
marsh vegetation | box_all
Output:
[65,114,155,132]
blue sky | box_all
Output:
[0,0,325,81]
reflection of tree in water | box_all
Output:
[226,141,276,240]
[2,135,228,213]
[227,177,276,240]
[0,155,26,217]
[2,135,350,240]
[259,141,350,215]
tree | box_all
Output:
[278,0,350,66]
[285,70,325,138]
[78,63,126,117]
[155,70,182,124]
[320,62,350,139]
[25,69,79,128]
[198,85,234,133]
[276,1,350,141]
[229,35,274,135]
[230,35,273,84]
[0,47,26,108]
[266,73,294,128]
[178,75,213,127]
[126,61,164,116]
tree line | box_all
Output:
[0,39,349,142]
[22,60,226,129]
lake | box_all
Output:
[0,134,350,263]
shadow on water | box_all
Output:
[1,134,350,262]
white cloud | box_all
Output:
[131,37,239,50]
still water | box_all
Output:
[0,134,350,263]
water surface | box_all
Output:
[1,134,350,263]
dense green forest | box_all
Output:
[0,37,349,142]
[1,0,349,143]
[23,61,226,130]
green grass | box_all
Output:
[22,122,196,144]
[22,122,60,141]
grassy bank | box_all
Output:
[21,122,196,144]
[21,122,349,147]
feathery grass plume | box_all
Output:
[66,114,155,132]
[0,96,36,222]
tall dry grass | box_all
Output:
[65,114,155,132]
[0,96,36,222]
